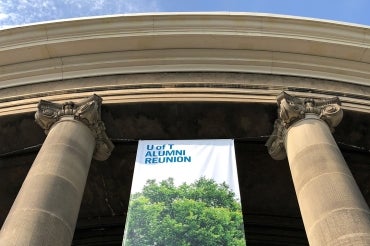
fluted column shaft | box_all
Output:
[0,95,114,246]
[286,114,370,245]
[267,92,370,246]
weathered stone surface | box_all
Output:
[267,92,370,246]
[266,91,343,160]
[0,119,95,245]
[286,117,370,246]
[35,94,114,161]
[0,95,114,245]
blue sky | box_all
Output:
[1,0,370,29]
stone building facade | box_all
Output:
[0,13,369,245]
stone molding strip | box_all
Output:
[0,84,368,117]
[0,73,369,116]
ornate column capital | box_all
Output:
[35,94,114,161]
[266,91,343,160]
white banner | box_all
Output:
[123,139,246,246]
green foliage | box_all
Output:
[124,177,246,246]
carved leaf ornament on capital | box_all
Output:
[35,94,114,161]
[266,92,343,160]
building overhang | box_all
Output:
[0,13,369,116]
[1,12,370,87]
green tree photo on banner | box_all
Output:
[123,177,246,246]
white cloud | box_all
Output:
[0,0,160,29]
[0,12,9,21]
[91,0,105,11]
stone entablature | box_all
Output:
[0,13,369,89]
[0,73,368,118]
[0,14,368,118]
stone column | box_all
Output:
[0,95,114,246]
[266,92,370,246]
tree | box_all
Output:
[123,177,246,246]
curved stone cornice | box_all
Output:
[0,13,369,89]
[35,94,114,161]
[266,91,343,160]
